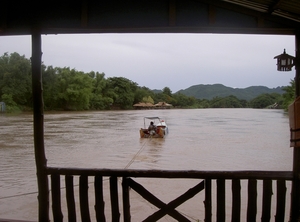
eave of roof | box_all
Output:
[0,0,299,36]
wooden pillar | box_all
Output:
[290,30,300,222]
[295,31,300,97]
[31,29,49,221]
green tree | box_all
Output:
[153,87,176,105]
[142,96,154,104]
[55,68,93,110]
[282,79,295,110]
[162,87,172,96]
[172,93,197,108]
[0,52,32,109]
[1,93,20,112]
[249,93,281,109]
[210,95,245,108]
[198,99,210,108]
[134,86,154,104]
[107,77,138,109]
[90,72,113,110]
[43,66,60,110]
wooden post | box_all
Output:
[290,30,300,222]
[31,29,49,221]
[295,31,300,97]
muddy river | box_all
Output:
[0,109,292,221]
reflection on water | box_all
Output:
[0,109,292,220]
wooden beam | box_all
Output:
[208,5,216,25]
[81,0,88,27]
[79,175,91,222]
[31,29,49,222]
[0,1,7,31]
[290,29,300,222]
[47,167,293,180]
[94,176,106,222]
[247,179,257,221]
[110,177,120,221]
[204,179,212,222]
[65,175,77,221]
[267,0,284,14]
[295,30,300,97]
[275,180,286,221]
[169,0,176,27]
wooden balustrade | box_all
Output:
[47,167,292,222]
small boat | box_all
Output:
[140,117,169,138]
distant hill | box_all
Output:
[175,84,284,101]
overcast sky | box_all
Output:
[0,33,296,92]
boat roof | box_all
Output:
[144,117,162,120]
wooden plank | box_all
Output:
[94,176,105,222]
[261,180,273,222]
[110,176,120,222]
[247,179,257,222]
[205,179,212,222]
[147,180,204,221]
[51,174,63,222]
[217,179,225,222]
[275,180,286,222]
[79,175,91,222]
[231,179,241,222]
[65,175,76,222]
[122,177,131,222]
[128,178,193,221]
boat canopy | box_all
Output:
[144,117,161,120]
[143,117,165,128]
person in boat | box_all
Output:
[148,121,157,135]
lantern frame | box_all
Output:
[274,49,295,71]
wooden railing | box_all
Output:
[46,167,293,222]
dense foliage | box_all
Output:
[0,52,295,112]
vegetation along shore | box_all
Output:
[0,52,295,113]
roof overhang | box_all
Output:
[1,0,300,36]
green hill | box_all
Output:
[176,84,284,101]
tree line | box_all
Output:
[0,52,295,112]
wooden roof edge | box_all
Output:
[0,26,297,37]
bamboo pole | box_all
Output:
[31,29,49,221]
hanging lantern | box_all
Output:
[274,49,295,71]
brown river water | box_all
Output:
[0,109,293,221]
